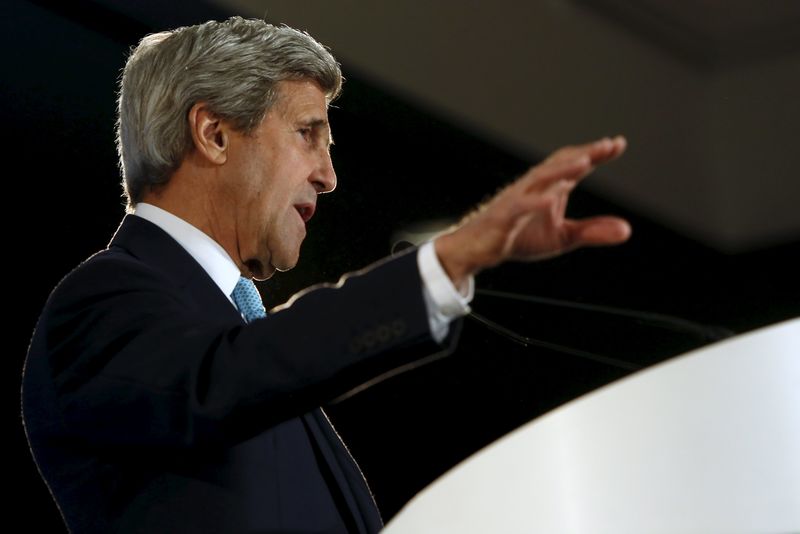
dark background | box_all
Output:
[5,0,798,529]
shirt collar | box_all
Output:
[132,203,241,300]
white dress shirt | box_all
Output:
[133,203,472,341]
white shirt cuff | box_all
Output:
[417,241,474,342]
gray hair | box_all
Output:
[116,17,342,211]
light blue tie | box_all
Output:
[231,276,266,322]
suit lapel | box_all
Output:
[303,409,384,533]
[108,215,243,324]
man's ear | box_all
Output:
[188,102,229,165]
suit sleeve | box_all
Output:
[27,248,457,450]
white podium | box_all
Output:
[382,318,800,533]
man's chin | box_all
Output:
[244,259,276,281]
[245,248,299,280]
[254,268,276,281]
[271,258,298,274]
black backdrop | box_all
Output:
[5,0,799,529]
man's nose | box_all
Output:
[311,152,337,194]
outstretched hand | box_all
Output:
[434,136,631,287]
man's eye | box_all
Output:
[298,128,312,141]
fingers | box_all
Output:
[564,216,632,247]
[546,136,627,167]
[592,135,626,165]
[519,154,592,194]
[517,135,627,195]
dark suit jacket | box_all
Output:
[22,215,455,533]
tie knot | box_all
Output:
[231,276,266,322]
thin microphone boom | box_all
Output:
[468,311,642,371]
[470,289,734,372]
[476,289,734,342]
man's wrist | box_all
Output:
[433,232,476,291]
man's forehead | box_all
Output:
[273,79,330,118]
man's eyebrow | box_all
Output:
[298,117,329,129]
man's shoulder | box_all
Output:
[51,214,201,301]
[47,246,176,309]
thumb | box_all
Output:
[565,216,632,247]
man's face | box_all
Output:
[222,79,336,280]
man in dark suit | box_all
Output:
[22,16,631,533]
